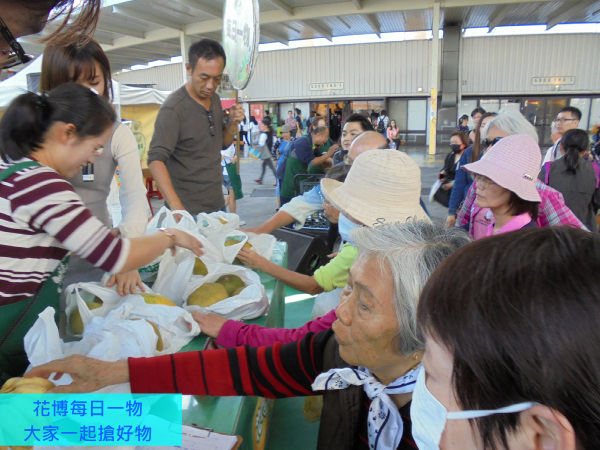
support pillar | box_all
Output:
[179,31,192,85]
[429,0,440,156]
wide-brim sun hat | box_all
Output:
[321,149,430,227]
[462,134,542,202]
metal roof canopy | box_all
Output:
[17,0,600,72]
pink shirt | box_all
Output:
[216,309,337,348]
[484,212,533,238]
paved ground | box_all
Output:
[150,145,449,227]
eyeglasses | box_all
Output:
[207,112,215,137]
[0,16,33,70]
[474,174,497,189]
[323,200,333,209]
[481,136,503,149]
[555,118,577,124]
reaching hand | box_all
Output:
[191,311,228,338]
[236,247,267,270]
[171,229,204,257]
[25,355,129,393]
[106,270,145,296]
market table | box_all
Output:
[178,242,288,450]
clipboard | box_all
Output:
[136,424,242,450]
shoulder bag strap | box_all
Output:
[0,161,41,182]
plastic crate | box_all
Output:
[293,174,329,230]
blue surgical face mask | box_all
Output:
[410,368,536,450]
[337,213,362,245]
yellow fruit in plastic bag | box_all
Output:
[193,258,208,276]
[216,274,245,296]
[231,286,245,296]
[224,238,241,247]
[187,283,228,307]
[146,320,163,352]
[1,377,55,394]
[70,301,102,334]
[219,219,228,224]
[140,293,176,306]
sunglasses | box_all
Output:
[207,112,215,137]
[481,136,503,149]
[0,16,33,70]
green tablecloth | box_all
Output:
[179,242,288,450]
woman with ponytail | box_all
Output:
[539,128,600,231]
[0,84,203,381]
[41,39,150,298]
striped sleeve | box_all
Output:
[10,167,129,274]
[128,329,334,397]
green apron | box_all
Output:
[0,161,70,383]
[307,138,333,175]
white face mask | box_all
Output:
[410,367,536,450]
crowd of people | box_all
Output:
[2,3,600,449]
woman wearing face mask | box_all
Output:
[434,131,468,207]
[194,150,429,348]
[40,40,150,298]
[412,226,600,450]
[446,112,497,227]
[462,134,541,239]
[29,220,470,450]
[0,84,203,381]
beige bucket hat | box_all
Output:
[321,149,430,227]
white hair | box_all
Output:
[481,109,539,143]
[351,221,472,356]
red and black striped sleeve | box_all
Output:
[128,329,333,398]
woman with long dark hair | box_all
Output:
[539,128,599,231]
[41,39,150,297]
[0,84,202,381]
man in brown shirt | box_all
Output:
[148,39,244,216]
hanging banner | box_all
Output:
[222,0,260,90]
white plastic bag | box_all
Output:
[429,179,443,203]
[64,281,136,336]
[152,248,195,305]
[246,232,277,262]
[183,263,268,320]
[196,211,240,236]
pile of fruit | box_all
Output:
[187,274,246,307]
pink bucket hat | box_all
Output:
[462,134,542,202]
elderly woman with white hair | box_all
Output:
[28,221,470,450]
[455,108,586,230]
